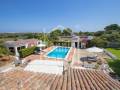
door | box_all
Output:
[75,42,78,48]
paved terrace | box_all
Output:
[72,49,110,66]
[0,68,120,90]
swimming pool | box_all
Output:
[47,47,70,59]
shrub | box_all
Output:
[0,46,10,57]
[108,59,120,76]
[89,37,108,48]
[19,46,36,58]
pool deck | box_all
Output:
[23,46,110,69]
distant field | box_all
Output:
[106,48,120,59]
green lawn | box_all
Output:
[106,48,120,59]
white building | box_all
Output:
[4,39,45,56]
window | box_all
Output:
[9,47,15,53]
[38,42,41,44]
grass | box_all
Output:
[106,48,120,59]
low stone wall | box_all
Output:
[104,49,117,59]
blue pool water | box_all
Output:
[47,47,70,59]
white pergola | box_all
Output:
[37,43,46,50]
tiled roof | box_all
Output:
[5,39,38,47]
[0,68,120,90]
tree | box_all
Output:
[94,31,104,36]
[79,31,83,35]
[104,24,120,31]
[83,32,94,36]
[73,32,79,36]
[62,28,72,36]
[49,29,62,41]
[89,37,108,47]
[26,33,34,39]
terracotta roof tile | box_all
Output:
[5,39,38,46]
[0,68,120,90]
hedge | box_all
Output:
[19,46,36,58]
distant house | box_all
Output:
[58,35,93,48]
[4,39,43,56]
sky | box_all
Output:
[0,0,120,32]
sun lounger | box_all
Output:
[80,57,88,61]
[87,56,97,62]
[80,56,97,62]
